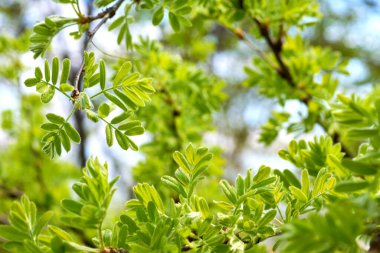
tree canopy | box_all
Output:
[0,0,379,252]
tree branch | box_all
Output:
[72,0,125,97]
[237,18,352,156]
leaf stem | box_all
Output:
[90,85,120,99]
[43,81,74,101]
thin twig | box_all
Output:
[233,27,274,67]
[250,18,351,156]
[91,41,131,61]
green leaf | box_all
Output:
[25,78,39,87]
[235,174,245,196]
[52,57,59,84]
[59,130,71,152]
[106,124,113,147]
[113,61,132,86]
[126,136,138,150]
[0,225,28,241]
[64,123,80,143]
[220,180,237,204]
[33,211,54,237]
[78,92,93,110]
[301,169,309,196]
[347,128,379,139]
[104,92,128,111]
[99,59,106,90]
[173,151,191,173]
[334,181,369,192]
[124,126,144,136]
[115,130,129,150]
[44,59,51,82]
[109,16,124,31]
[341,159,377,175]
[169,12,180,31]
[46,113,65,124]
[85,110,99,123]
[35,67,43,80]
[60,58,70,84]
[114,89,138,110]
[283,170,301,188]
[41,85,55,103]
[118,120,141,130]
[98,103,111,118]
[289,186,308,202]
[111,112,131,124]
[41,123,59,131]
[59,83,74,92]
[48,225,73,241]
[152,6,164,26]
[258,210,276,226]
[61,199,83,214]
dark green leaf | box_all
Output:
[152,6,164,26]
[169,12,180,31]
[335,181,369,192]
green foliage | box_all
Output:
[30,16,77,58]
[0,196,53,252]
[2,0,380,252]
[24,57,72,103]
[61,157,117,231]
[278,202,366,253]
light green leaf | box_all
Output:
[44,59,50,82]
[52,57,59,84]
[98,103,111,118]
[60,58,70,84]
[64,123,80,143]
[115,130,129,150]
[113,61,132,86]
[99,59,106,90]
[289,186,308,202]
[46,113,65,124]
[106,124,113,147]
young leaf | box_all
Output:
[98,103,111,118]
[44,59,50,82]
[106,124,113,147]
[46,113,65,124]
[60,58,70,84]
[59,130,71,152]
[85,110,99,123]
[115,130,129,150]
[99,59,106,90]
[64,123,80,143]
[52,57,59,84]
[289,186,308,202]
[113,61,132,86]
[301,169,309,196]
